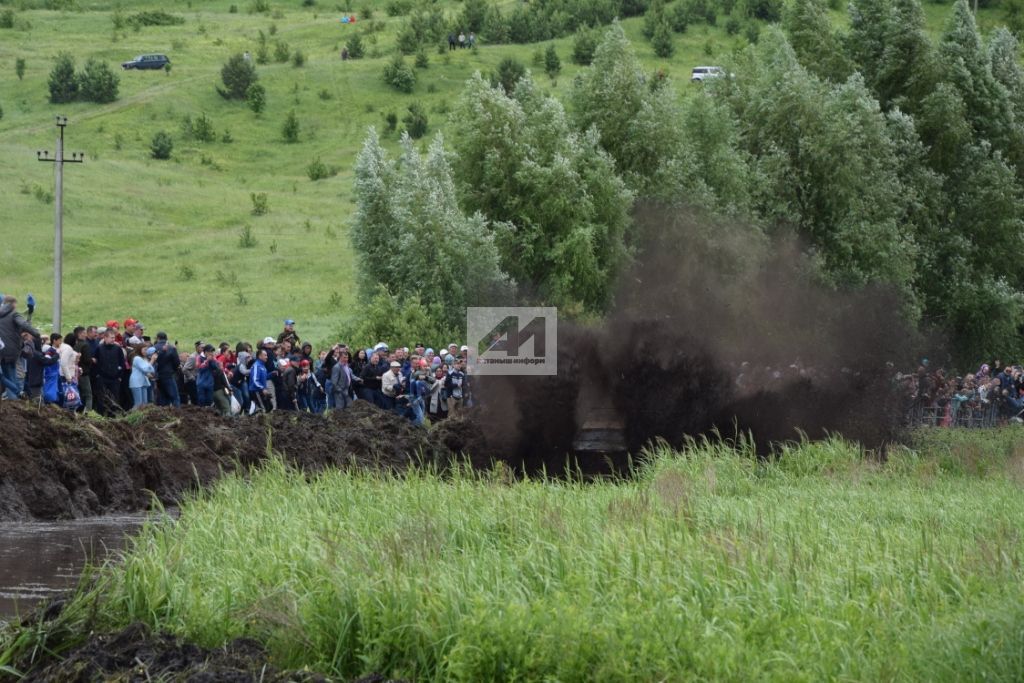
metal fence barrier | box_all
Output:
[907,401,1001,429]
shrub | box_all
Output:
[191,113,217,142]
[48,53,78,104]
[255,43,270,64]
[128,11,185,27]
[246,82,266,113]
[384,110,398,133]
[219,53,257,99]
[572,26,599,65]
[229,4,238,13]
[651,20,675,58]
[307,156,339,181]
[282,109,300,143]
[669,2,689,32]
[0,103,3,121]
[274,40,290,63]
[0,9,13,29]
[15,57,25,81]
[383,54,415,93]
[402,101,428,139]
[346,32,365,58]
[238,224,258,247]
[221,129,234,143]
[77,59,120,103]
[250,192,269,215]
[249,0,270,13]
[492,57,526,94]
[385,0,412,17]
[414,48,429,68]
[292,49,305,67]
[544,43,560,79]
[150,131,173,159]
[725,15,741,35]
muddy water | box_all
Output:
[0,511,174,622]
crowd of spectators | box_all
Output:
[0,296,470,426]
[897,360,1024,427]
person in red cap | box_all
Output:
[123,318,137,343]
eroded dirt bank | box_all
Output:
[0,402,487,522]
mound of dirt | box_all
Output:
[21,621,404,683]
[0,401,485,522]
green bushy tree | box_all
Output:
[282,110,300,142]
[77,59,120,103]
[352,128,512,329]
[450,72,633,313]
[544,44,561,79]
[150,131,173,159]
[346,32,365,58]
[784,0,851,82]
[402,101,428,139]
[246,82,266,113]
[219,53,258,99]
[48,53,78,104]
[383,54,415,93]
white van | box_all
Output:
[691,66,724,82]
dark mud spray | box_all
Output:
[475,205,919,472]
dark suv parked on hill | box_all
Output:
[122,54,170,70]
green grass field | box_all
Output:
[6,431,1024,680]
[0,0,1003,344]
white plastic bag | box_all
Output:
[229,393,241,415]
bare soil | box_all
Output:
[0,401,488,522]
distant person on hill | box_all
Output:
[448,33,456,51]
[0,295,40,399]
[459,31,466,48]
[468,32,476,48]
[341,46,349,60]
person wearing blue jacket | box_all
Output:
[195,344,216,406]
[129,347,157,410]
[249,348,270,413]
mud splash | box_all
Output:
[0,402,486,522]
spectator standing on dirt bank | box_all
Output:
[59,331,79,388]
[277,319,300,347]
[0,295,39,399]
[182,342,201,405]
[210,355,232,416]
[381,360,403,411]
[21,333,47,400]
[154,332,181,407]
[249,348,270,412]
[196,345,217,407]
[94,329,126,415]
[331,350,352,410]
[129,346,156,410]
[446,358,466,415]
[260,337,279,410]
[74,327,94,412]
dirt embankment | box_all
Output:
[0,402,488,522]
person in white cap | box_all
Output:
[381,360,404,411]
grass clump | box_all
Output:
[10,436,1024,681]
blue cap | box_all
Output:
[285,319,295,326]
[145,346,157,356]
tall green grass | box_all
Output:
[8,433,1024,681]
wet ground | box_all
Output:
[0,512,172,622]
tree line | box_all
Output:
[353,0,1024,366]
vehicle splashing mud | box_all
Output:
[471,206,919,473]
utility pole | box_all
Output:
[37,115,84,334]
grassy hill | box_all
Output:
[0,0,1003,344]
